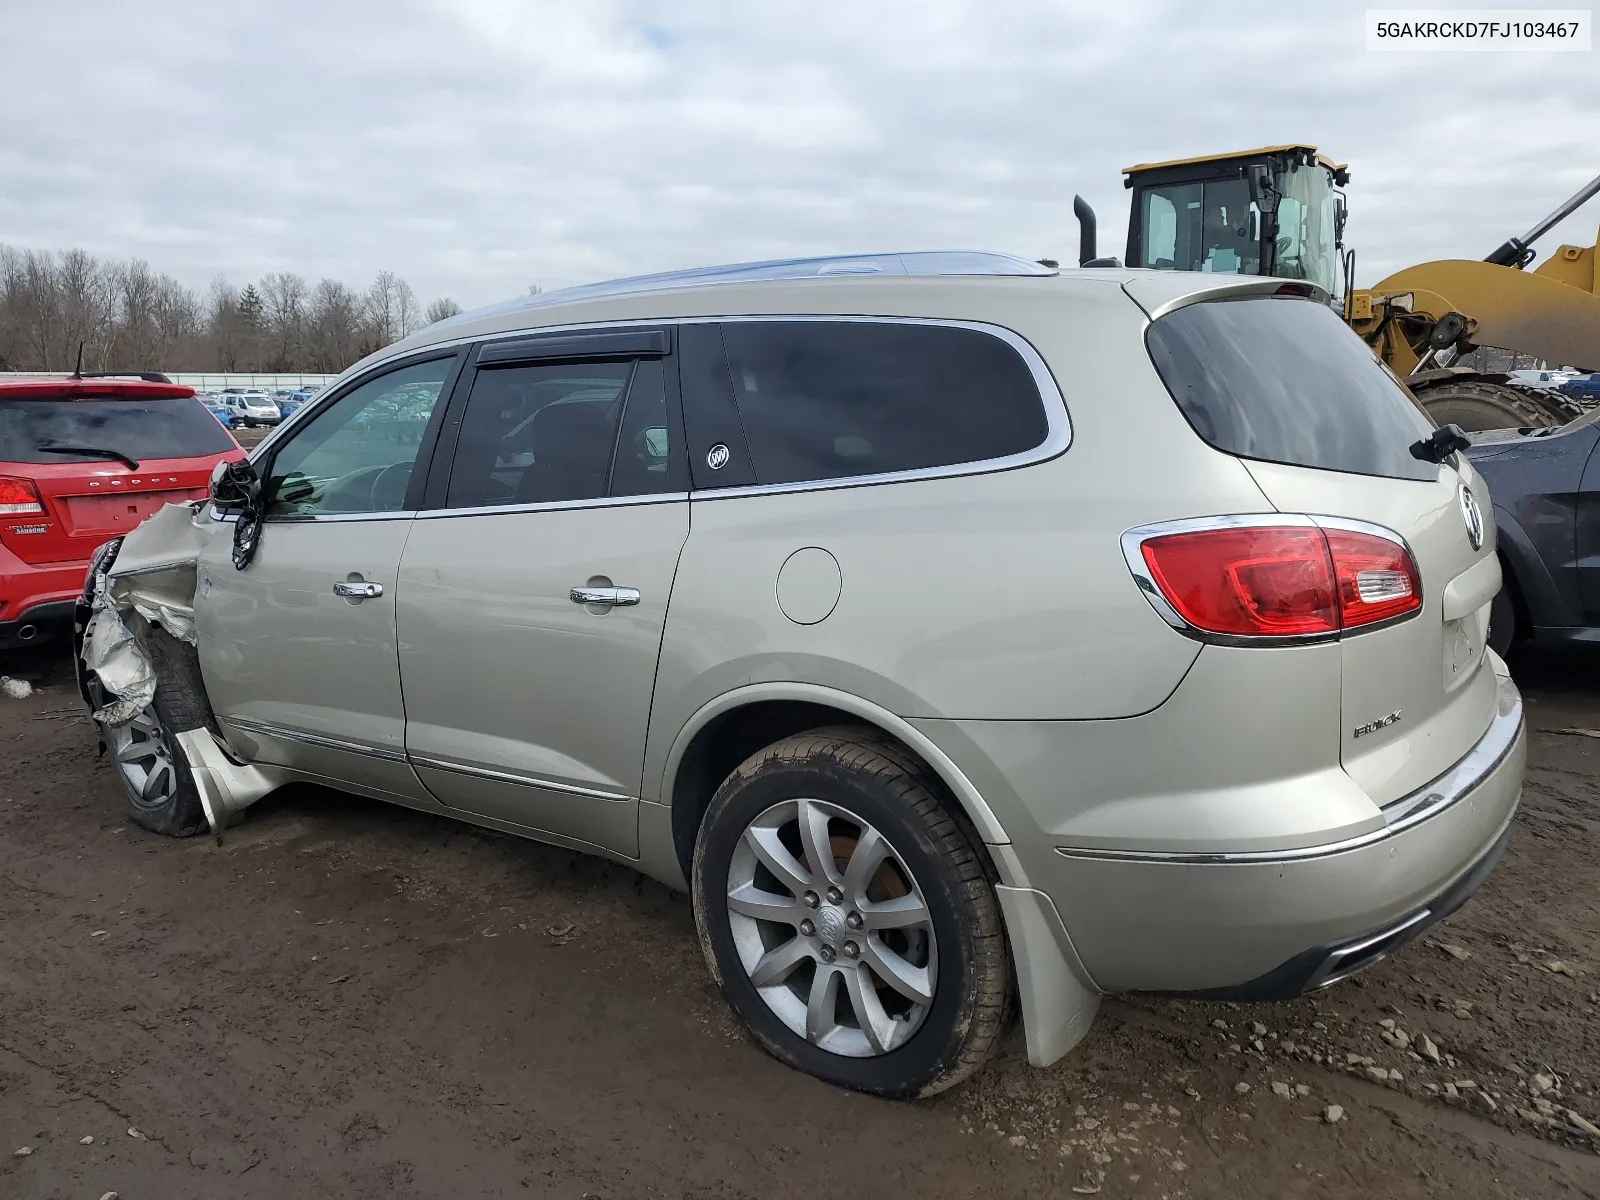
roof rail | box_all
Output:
[435,251,1059,330]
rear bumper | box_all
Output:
[1172,818,1513,1000]
[1036,669,1524,993]
[0,540,92,645]
[0,598,77,647]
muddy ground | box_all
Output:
[1,643,1598,1200]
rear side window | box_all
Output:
[720,321,1049,486]
[446,362,633,508]
[0,398,235,464]
[1146,296,1436,482]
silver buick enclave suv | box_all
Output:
[77,251,1525,1098]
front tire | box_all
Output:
[94,624,215,837]
[691,727,1010,1097]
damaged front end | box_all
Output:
[75,501,285,841]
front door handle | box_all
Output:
[334,580,385,600]
[569,585,640,607]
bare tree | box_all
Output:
[394,277,419,340]
[0,242,431,374]
[363,269,402,349]
[207,278,246,371]
[260,271,308,370]
[307,278,364,372]
[424,297,463,325]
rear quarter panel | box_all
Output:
[644,285,1274,801]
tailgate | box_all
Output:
[1244,458,1499,804]
[1139,289,1503,807]
[6,466,212,566]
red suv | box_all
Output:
[0,375,244,648]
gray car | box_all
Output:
[1466,408,1600,652]
[76,252,1525,1097]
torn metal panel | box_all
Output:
[81,502,210,723]
[82,601,156,725]
[102,502,211,645]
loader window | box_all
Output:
[1137,180,1260,277]
[1147,295,1438,482]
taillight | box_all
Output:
[1130,520,1420,641]
[1326,529,1420,629]
[0,476,44,516]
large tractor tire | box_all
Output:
[1415,380,1573,432]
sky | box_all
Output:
[1,0,1596,312]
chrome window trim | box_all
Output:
[414,491,688,522]
[223,717,408,763]
[297,315,1067,504]
[1119,512,1422,648]
[409,754,634,802]
[207,505,414,524]
[1054,673,1522,866]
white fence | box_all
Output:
[0,371,338,390]
[167,373,339,390]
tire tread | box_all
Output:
[694,724,1011,1097]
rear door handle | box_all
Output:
[334,580,385,599]
[569,586,640,607]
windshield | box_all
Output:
[0,398,236,464]
[1273,162,1339,293]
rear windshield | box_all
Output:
[1146,295,1437,482]
[0,398,236,464]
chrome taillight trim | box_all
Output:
[1119,512,1423,647]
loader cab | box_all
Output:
[1124,145,1349,296]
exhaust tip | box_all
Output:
[16,625,37,642]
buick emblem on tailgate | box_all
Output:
[1459,484,1484,551]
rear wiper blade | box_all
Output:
[1409,424,1472,465]
[36,443,141,469]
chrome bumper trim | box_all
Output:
[1055,672,1523,866]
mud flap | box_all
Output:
[176,729,286,846]
[995,885,1102,1067]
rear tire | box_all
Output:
[691,727,1010,1098]
[1417,380,1572,431]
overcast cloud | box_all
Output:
[1,0,1596,310]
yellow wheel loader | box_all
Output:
[1072,145,1600,430]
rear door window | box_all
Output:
[718,320,1050,486]
[1145,295,1437,482]
[0,398,235,464]
[442,354,682,508]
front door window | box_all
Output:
[265,358,452,518]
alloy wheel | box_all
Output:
[725,797,938,1057]
[107,707,181,811]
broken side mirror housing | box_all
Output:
[210,458,260,508]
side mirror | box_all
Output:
[1246,164,1280,215]
[210,458,260,507]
